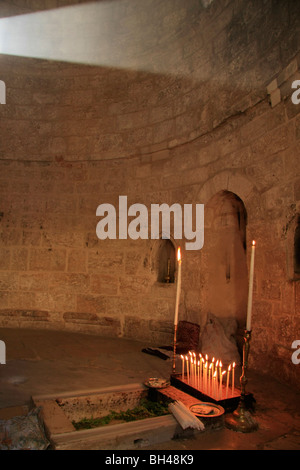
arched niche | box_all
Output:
[285,213,300,281]
[201,190,248,329]
[151,238,176,284]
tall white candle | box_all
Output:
[174,247,182,326]
[232,362,236,396]
[246,240,256,331]
[181,355,184,380]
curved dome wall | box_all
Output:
[0,0,299,389]
[0,0,298,161]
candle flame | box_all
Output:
[215,359,219,367]
[213,370,217,378]
[222,370,226,376]
[209,363,212,369]
[219,360,222,368]
[232,362,236,368]
[252,240,256,246]
[228,364,231,371]
[177,247,181,261]
[180,354,184,359]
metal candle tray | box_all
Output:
[170,374,255,413]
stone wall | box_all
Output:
[0,0,299,388]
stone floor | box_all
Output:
[0,327,299,450]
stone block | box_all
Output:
[63,311,101,325]
[0,248,10,270]
[261,279,281,301]
[0,272,19,291]
[270,88,281,107]
[76,294,106,315]
[49,273,90,293]
[10,248,28,271]
[119,275,150,295]
[267,78,278,94]
[90,274,119,296]
[277,58,298,86]
[29,248,66,271]
[67,249,87,273]
[35,291,76,311]
[88,251,124,273]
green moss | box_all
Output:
[72,399,170,430]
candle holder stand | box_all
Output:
[225,330,258,432]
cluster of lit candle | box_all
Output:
[180,351,236,400]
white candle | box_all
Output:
[185,355,189,383]
[208,363,212,396]
[190,356,193,385]
[192,352,196,387]
[218,361,222,397]
[181,355,184,380]
[212,371,217,399]
[246,240,256,331]
[174,247,182,326]
[232,362,236,396]
[226,364,231,399]
[204,362,208,394]
[212,357,215,376]
[219,371,226,400]
[197,360,200,390]
[200,357,204,389]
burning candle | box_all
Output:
[173,247,182,327]
[181,354,184,380]
[212,370,217,399]
[246,240,256,331]
[218,360,222,396]
[204,362,208,394]
[200,357,204,389]
[211,357,215,375]
[191,357,194,386]
[197,360,200,390]
[185,355,189,383]
[219,360,222,381]
[208,363,212,396]
[232,362,236,396]
[192,352,196,386]
[190,355,194,385]
[219,371,226,400]
[226,364,231,399]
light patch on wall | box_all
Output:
[0,80,5,104]
[0,0,190,76]
[201,0,215,8]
